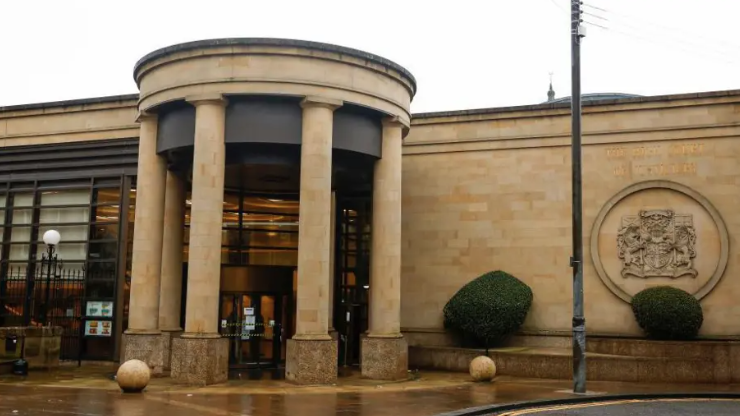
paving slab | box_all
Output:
[2,366,740,416]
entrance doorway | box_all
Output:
[219,292,292,368]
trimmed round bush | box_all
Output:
[631,286,703,340]
[443,270,533,349]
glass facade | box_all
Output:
[0,177,126,360]
[183,192,300,267]
[334,196,372,366]
[0,173,370,365]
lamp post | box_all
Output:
[40,230,61,326]
[570,0,587,394]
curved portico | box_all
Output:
[121,38,416,386]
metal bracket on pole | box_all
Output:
[569,257,580,268]
[572,316,586,329]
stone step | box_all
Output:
[502,334,740,359]
[409,345,732,384]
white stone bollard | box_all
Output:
[116,359,151,393]
[469,355,497,382]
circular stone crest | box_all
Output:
[590,180,729,303]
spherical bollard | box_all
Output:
[116,359,151,393]
[469,355,497,382]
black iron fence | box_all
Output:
[0,266,91,361]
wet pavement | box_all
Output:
[1,367,740,415]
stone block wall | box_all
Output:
[401,91,740,344]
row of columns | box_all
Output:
[122,94,406,386]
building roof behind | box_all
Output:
[544,92,643,104]
[412,89,740,120]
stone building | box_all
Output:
[0,38,737,386]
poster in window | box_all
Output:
[85,320,112,337]
[86,301,100,317]
[86,301,114,317]
[100,301,113,317]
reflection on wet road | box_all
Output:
[2,375,740,416]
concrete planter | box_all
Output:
[0,326,63,370]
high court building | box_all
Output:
[0,38,737,386]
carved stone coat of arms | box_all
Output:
[616,209,698,279]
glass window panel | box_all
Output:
[86,261,117,280]
[94,177,121,187]
[11,208,32,226]
[242,213,298,231]
[37,243,86,262]
[345,272,357,286]
[219,229,240,246]
[9,227,31,243]
[59,262,86,275]
[40,189,90,206]
[10,208,32,244]
[94,188,120,205]
[86,280,115,298]
[7,262,29,279]
[241,248,297,267]
[243,196,299,215]
[10,182,33,190]
[94,205,120,222]
[38,180,89,189]
[223,193,240,211]
[221,247,240,264]
[87,241,118,260]
[12,193,34,207]
[90,223,119,240]
[222,211,239,228]
[38,225,88,242]
[242,231,298,249]
[344,254,356,268]
[40,207,90,224]
[9,244,30,261]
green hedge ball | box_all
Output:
[443,270,533,348]
[631,286,703,340]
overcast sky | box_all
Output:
[1,0,737,113]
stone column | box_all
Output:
[170,94,229,386]
[122,111,166,374]
[328,191,337,339]
[286,96,342,385]
[158,171,186,371]
[361,117,408,380]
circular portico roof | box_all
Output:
[133,37,417,96]
[132,37,416,127]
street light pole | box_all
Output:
[42,244,56,326]
[570,0,587,394]
[41,230,61,326]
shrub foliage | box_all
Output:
[631,286,703,340]
[443,270,533,349]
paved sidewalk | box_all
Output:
[1,367,740,416]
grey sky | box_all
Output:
[1,0,737,113]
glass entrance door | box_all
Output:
[219,293,287,368]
